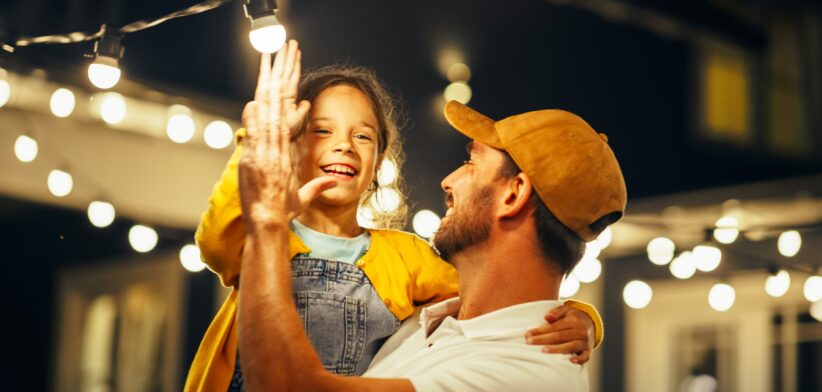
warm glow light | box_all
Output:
[0,79,9,107]
[669,251,696,279]
[50,88,75,117]
[377,159,398,186]
[446,63,472,82]
[249,15,287,53]
[14,135,38,163]
[709,283,735,312]
[47,169,73,197]
[167,113,196,143]
[356,206,376,229]
[573,257,602,284]
[765,270,791,298]
[443,82,472,104]
[595,227,613,249]
[100,93,126,124]
[810,301,822,322]
[87,201,116,228]
[88,62,121,89]
[559,275,580,298]
[713,216,739,244]
[623,280,653,309]
[180,244,206,272]
[693,245,722,272]
[647,237,675,265]
[412,209,441,239]
[804,276,822,302]
[129,225,158,253]
[777,230,801,257]
[204,120,234,149]
[371,187,401,213]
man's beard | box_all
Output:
[433,184,495,263]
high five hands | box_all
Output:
[238,40,338,232]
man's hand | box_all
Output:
[238,40,336,233]
[524,304,595,365]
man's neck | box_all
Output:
[453,236,562,321]
[296,202,363,238]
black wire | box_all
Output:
[13,0,235,47]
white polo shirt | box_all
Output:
[364,297,588,392]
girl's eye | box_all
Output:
[355,134,373,141]
[313,129,332,135]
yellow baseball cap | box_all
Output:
[444,100,627,242]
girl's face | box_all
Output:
[297,84,381,207]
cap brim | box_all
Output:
[443,101,503,148]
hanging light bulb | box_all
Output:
[443,82,472,104]
[647,237,675,265]
[244,0,287,53]
[693,245,722,272]
[87,24,124,89]
[713,216,739,244]
[412,209,441,239]
[572,257,602,284]
[810,300,822,323]
[765,270,791,298]
[47,169,73,197]
[370,187,401,213]
[99,92,127,125]
[166,105,196,143]
[50,87,76,118]
[14,134,38,163]
[377,159,398,186]
[87,200,116,228]
[708,283,735,312]
[0,78,10,107]
[804,276,822,302]
[777,230,801,257]
[129,224,158,253]
[623,280,653,309]
[204,120,234,149]
[595,227,613,249]
[180,244,206,272]
[669,251,696,279]
[559,275,580,298]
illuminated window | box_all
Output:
[698,43,753,144]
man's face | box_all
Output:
[433,141,505,262]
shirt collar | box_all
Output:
[420,297,564,340]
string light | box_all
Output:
[573,257,602,283]
[47,169,74,197]
[559,275,580,298]
[371,187,401,213]
[765,270,790,298]
[777,230,801,257]
[0,78,11,107]
[443,81,472,104]
[693,245,721,272]
[49,87,76,117]
[166,105,196,143]
[412,210,441,239]
[623,280,653,309]
[713,216,739,244]
[203,120,234,149]
[244,0,287,53]
[99,92,127,124]
[14,135,38,163]
[180,244,206,272]
[595,227,613,249]
[87,25,124,89]
[129,224,158,253]
[377,159,398,186]
[647,237,675,265]
[804,276,822,302]
[708,283,735,312]
[670,251,696,279]
[87,200,116,228]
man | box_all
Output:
[237,90,626,390]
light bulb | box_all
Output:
[693,245,722,272]
[100,93,126,124]
[595,227,613,249]
[356,205,376,229]
[129,225,158,253]
[765,270,790,298]
[412,210,441,239]
[180,244,206,272]
[647,237,675,265]
[88,61,121,89]
[810,300,822,322]
[623,280,652,309]
[248,15,287,53]
[583,241,602,260]
[87,201,116,228]
[377,159,398,186]
[50,88,75,117]
[573,257,602,283]
[713,216,739,244]
[371,187,401,213]
[0,79,9,107]
[670,251,696,279]
[443,82,472,104]
[709,283,735,312]
[167,113,196,143]
[47,169,73,197]
[804,276,822,302]
[559,275,580,298]
[204,120,234,149]
[446,63,472,83]
[777,230,801,257]
[14,135,38,163]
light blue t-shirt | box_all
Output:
[290,219,371,264]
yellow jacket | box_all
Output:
[184,131,604,392]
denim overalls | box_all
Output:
[227,254,402,391]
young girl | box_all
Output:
[185,40,603,392]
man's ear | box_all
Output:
[497,172,534,219]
